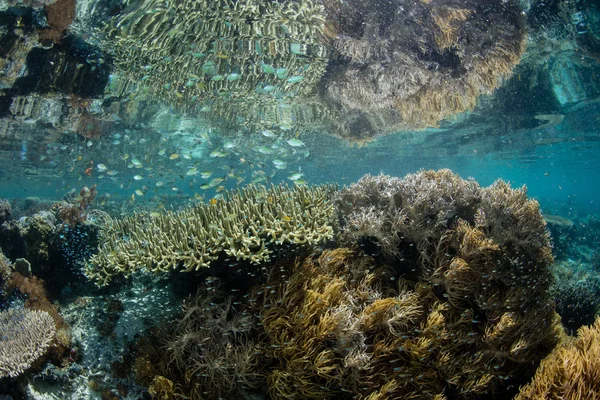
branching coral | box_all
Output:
[258,239,561,398]
[86,183,337,286]
[134,283,263,400]
[325,170,561,397]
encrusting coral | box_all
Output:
[86,183,338,286]
[516,316,600,399]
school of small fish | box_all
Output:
[35,117,312,205]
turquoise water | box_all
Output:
[1,0,600,399]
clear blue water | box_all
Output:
[1,0,600,398]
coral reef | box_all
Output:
[516,316,600,399]
[0,199,10,224]
[551,259,600,333]
[0,307,56,379]
[0,191,104,297]
[54,185,98,226]
[0,248,11,293]
[131,170,562,399]
[7,272,71,358]
[134,282,263,399]
[0,211,57,270]
[86,183,338,286]
[327,170,560,396]
[321,0,526,139]
[336,170,553,271]
[255,239,560,399]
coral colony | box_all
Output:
[2,170,599,398]
[1,0,600,399]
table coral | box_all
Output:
[86,183,337,286]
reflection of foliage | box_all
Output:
[516,316,600,399]
[321,0,526,139]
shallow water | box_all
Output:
[1,0,600,399]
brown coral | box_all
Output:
[133,284,263,400]
[321,0,526,140]
[0,199,11,224]
[516,317,600,399]
[256,243,561,399]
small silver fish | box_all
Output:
[262,130,277,138]
[288,172,304,181]
[286,138,305,147]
